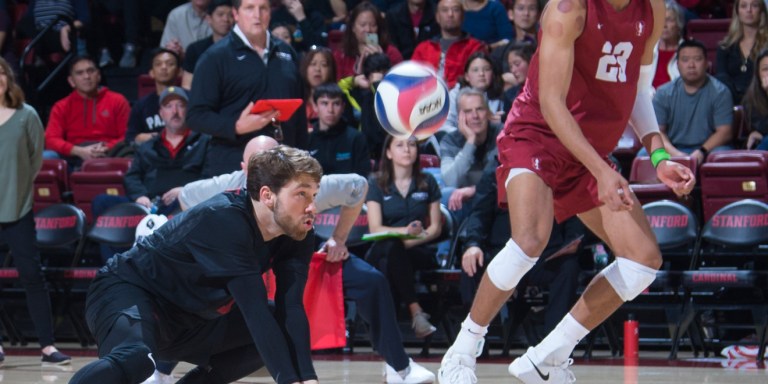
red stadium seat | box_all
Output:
[328,30,343,53]
[732,105,750,148]
[686,19,730,71]
[419,154,440,168]
[33,159,69,213]
[700,150,768,221]
[612,125,642,178]
[69,158,132,222]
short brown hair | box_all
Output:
[0,58,25,109]
[246,145,323,199]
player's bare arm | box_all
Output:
[634,0,696,196]
[538,0,633,211]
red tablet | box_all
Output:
[250,98,303,122]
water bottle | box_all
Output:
[624,313,639,358]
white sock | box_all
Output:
[452,315,488,356]
[533,313,590,365]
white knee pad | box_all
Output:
[486,239,538,291]
[599,258,657,301]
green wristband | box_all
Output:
[650,148,671,168]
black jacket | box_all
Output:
[309,120,371,177]
[386,1,439,59]
[124,130,210,200]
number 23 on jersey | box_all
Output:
[595,42,634,83]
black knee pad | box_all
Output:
[106,344,156,383]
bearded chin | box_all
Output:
[274,202,308,241]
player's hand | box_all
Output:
[135,196,152,208]
[596,168,633,212]
[656,160,695,197]
[747,131,763,150]
[323,237,349,263]
[236,102,280,135]
[462,246,484,277]
[162,187,182,206]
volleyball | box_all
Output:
[374,61,449,140]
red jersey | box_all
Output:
[504,0,654,157]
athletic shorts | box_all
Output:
[496,128,615,222]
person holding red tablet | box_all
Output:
[187,0,308,177]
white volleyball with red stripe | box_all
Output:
[374,61,449,140]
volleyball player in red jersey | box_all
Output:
[438,0,696,382]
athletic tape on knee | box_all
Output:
[599,258,657,301]
[486,238,538,291]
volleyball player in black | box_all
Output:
[69,146,322,384]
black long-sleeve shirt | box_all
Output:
[716,43,754,104]
[105,191,316,383]
[309,120,371,177]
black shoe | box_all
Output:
[42,351,71,365]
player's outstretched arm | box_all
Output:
[538,0,631,211]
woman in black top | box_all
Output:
[365,134,443,338]
[715,0,768,103]
[743,49,768,150]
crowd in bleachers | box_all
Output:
[1,0,768,374]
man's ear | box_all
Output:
[260,186,274,207]
[67,76,75,88]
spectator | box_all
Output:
[271,22,293,46]
[307,0,349,28]
[0,4,17,72]
[44,55,130,169]
[412,0,486,89]
[0,56,71,367]
[341,52,391,160]
[501,41,534,109]
[365,134,443,339]
[439,88,499,219]
[459,160,583,338]
[716,0,768,103]
[181,0,234,89]
[743,49,768,150]
[187,0,307,176]
[92,0,143,68]
[651,39,734,164]
[270,0,327,53]
[653,0,684,89]
[333,1,403,80]
[19,0,90,55]
[300,46,337,126]
[386,0,440,59]
[92,87,209,262]
[462,0,513,49]
[127,48,181,145]
[504,0,539,43]
[160,0,213,58]
[308,83,371,177]
[441,51,505,134]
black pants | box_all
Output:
[342,255,410,370]
[69,273,263,384]
[365,238,438,307]
[0,211,55,347]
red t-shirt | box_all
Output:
[653,49,675,88]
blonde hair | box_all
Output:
[720,0,768,60]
